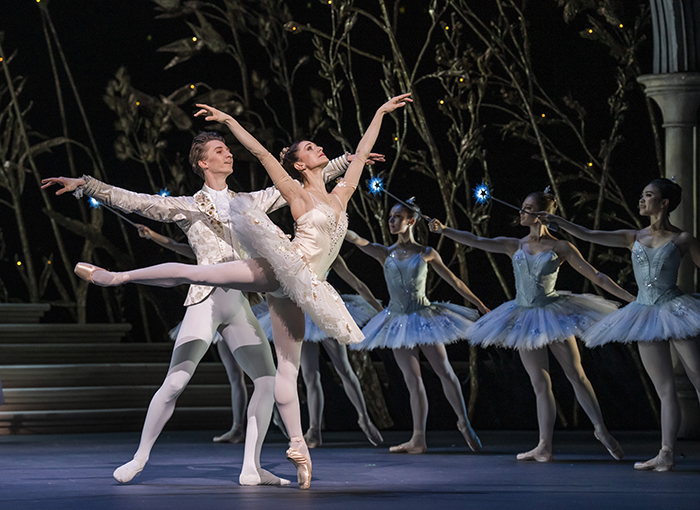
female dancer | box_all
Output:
[255,254,384,448]
[429,190,634,462]
[345,202,489,454]
[72,94,411,489]
[542,178,700,471]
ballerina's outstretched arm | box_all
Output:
[429,218,519,256]
[539,213,635,249]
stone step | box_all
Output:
[1,384,234,411]
[0,343,175,364]
[0,407,235,435]
[0,303,51,324]
[0,323,132,344]
[0,363,230,388]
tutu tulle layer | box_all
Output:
[352,302,479,350]
[230,206,363,344]
[254,294,379,342]
[582,294,700,346]
[467,292,619,350]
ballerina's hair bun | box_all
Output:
[396,197,422,221]
[279,142,303,180]
[527,186,558,214]
[649,177,682,212]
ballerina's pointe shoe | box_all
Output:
[634,446,674,472]
[74,263,123,287]
[304,428,321,449]
[389,442,427,454]
[457,420,482,452]
[594,431,625,460]
[516,441,553,463]
[113,458,146,483]
[213,427,245,444]
[239,468,291,486]
[286,438,312,490]
[358,418,383,446]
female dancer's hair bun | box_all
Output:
[649,177,682,212]
[279,146,290,165]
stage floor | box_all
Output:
[1,429,699,510]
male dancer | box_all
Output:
[42,132,367,485]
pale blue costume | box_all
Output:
[583,240,700,346]
[467,247,618,350]
[352,252,479,350]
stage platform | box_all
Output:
[1,430,699,509]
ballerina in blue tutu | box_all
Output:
[345,201,489,454]
[542,178,700,472]
[430,190,634,462]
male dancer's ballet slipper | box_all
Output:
[113,457,146,483]
[239,468,291,486]
[213,427,245,444]
[74,263,123,287]
[594,431,625,460]
[286,437,312,490]
[516,441,552,463]
[457,420,482,452]
[304,428,321,449]
[634,446,674,472]
[358,418,383,446]
[389,443,427,454]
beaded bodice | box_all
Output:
[292,201,348,281]
[632,240,682,305]
[383,252,431,313]
[512,248,560,307]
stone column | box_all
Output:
[638,72,700,437]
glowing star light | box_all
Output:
[368,176,384,196]
[473,183,491,205]
[158,188,171,197]
[88,197,101,209]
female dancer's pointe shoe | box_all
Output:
[213,427,245,444]
[594,431,625,460]
[358,418,383,446]
[286,438,312,490]
[74,263,122,287]
[389,442,427,454]
[634,447,675,472]
[457,420,482,452]
[113,457,146,483]
[516,442,553,463]
[304,427,321,449]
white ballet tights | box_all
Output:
[216,341,247,439]
[392,344,474,450]
[518,336,613,454]
[300,338,373,440]
[114,288,280,484]
[637,338,700,451]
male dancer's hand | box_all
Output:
[41,176,86,195]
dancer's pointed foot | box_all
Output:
[113,457,147,483]
[239,468,291,486]
[213,426,246,444]
[634,446,674,472]
[516,440,552,463]
[74,263,125,287]
[358,416,383,446]
[389,440,427,454]
[304,427,321,449]
[457,419,482,452]
[594,431,624,460]
[286,437,312,489]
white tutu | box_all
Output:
[253,294,380,343]
[228,203,363,345]
[352,301,479,350]
[583,294,700,346]
[467,292,619,350]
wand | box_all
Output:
[473,182,558,231]
[367,177,429,221]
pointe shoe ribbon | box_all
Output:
[286,438,312,490]
[634,447,674,472]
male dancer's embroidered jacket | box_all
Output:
[75,155,350,305]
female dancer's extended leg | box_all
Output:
[300,342,323,448]
[548,337,623,460]
[321,338,383,446]
[420,344,481,451]
[267,293,312,489]
[517,346,555,462]
[214,342,247,444]
[391,347,428,454]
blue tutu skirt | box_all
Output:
[467,292,619,350]
[252,294,380,343]
[351,302,479,350]
[583,294,700,346]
